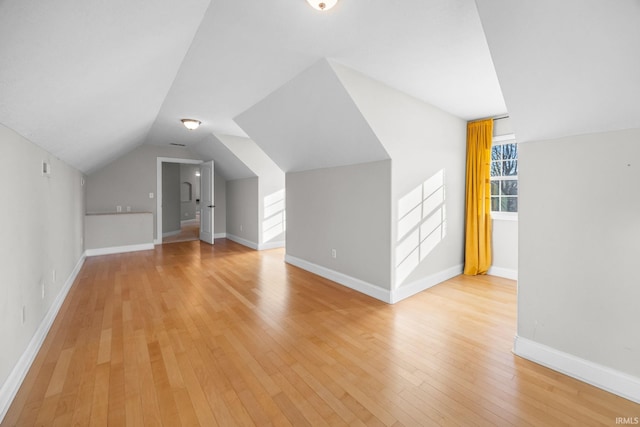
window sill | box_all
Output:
[491,212,518,221]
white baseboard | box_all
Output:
[514,335,640,404]
[258,240,285,250]
[85,243,154,257]
[0,253,86,423]
[285,254,391,303]
[488,266,518,280]
[162,230,181,238]
[214,233,227,239]
[226,234,259,250]
[181,218,198,225]
[392,264,463,303]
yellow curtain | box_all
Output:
[464,119,493,275]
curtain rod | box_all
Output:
[494,115,509,120]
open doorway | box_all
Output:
[156,157,203,244]
[162,163,202,243]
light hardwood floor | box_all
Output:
[162,220,200,244]
[3,239,638,426]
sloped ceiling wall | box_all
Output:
[0,0,211,173]
[190,134,255,181]
[234,59,390,173]
[476,0,640,143]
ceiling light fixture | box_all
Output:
[181,119,201,130]
[306,0,337,11]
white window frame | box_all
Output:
[491,134,518,221]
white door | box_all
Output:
[199,160,215,244]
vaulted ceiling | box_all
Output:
[475,0,640,144]
[0,0,504,175]
[1,1,637,177]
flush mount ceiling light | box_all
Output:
[306,0,337,11]
[181,119,201,130]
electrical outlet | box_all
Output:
[126,206,131,212]
[41,282,45,299]
[52,269,56,283]
[240,225,243,232]
[22,306,26,324]
[331,249,337,259]
[149,192,154,199]
[116,205,122,213]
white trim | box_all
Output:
[181,218,199,225]
[514,336,640,404]
[392,264,463,303]
[285,254,391,303]
[85,243,154,257]
[492,212,518,221]
[492,133,516,143]
[156,157,203,244]
[488,266,518,281]
[226,234,259,250]
[0,253,86,423]
[162,230,181,238]
[214,233,227,239]
[258,240,285,250]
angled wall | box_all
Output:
[332,62,467,300]
[216,134,285,249]
[235,59,393,298]
[235,58,467,302]
[235,59,390,173]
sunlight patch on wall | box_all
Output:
[263,189,286,242]
[396,170,447,285]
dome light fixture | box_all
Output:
[181,118,201,130]
[306,0,337,11]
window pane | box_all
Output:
[501,197,518,212]
[503,160,518,176]
[503,143,517,160]
[491,181,499,195]
[491,145,502,161]
[491,197,499,212]
[491,161,501,177]
[501,180,518,195]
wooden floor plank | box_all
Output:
[3,239,639,426]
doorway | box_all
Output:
[156,157,203,244]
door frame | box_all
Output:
[155,157,203,244]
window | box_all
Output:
[491,138,518,215]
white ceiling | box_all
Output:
[476,0,640,143]
[0,0,210,173]
[0,0,506,174]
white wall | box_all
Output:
[332,63,467,292]
[491,220,518,278]
[286,160,392,290]
[518,128,640,379]
[86,145,202,237]
[214,173,226,236]
[226,178,259,247]
[0,124,85,412]
[85,213,153,250]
